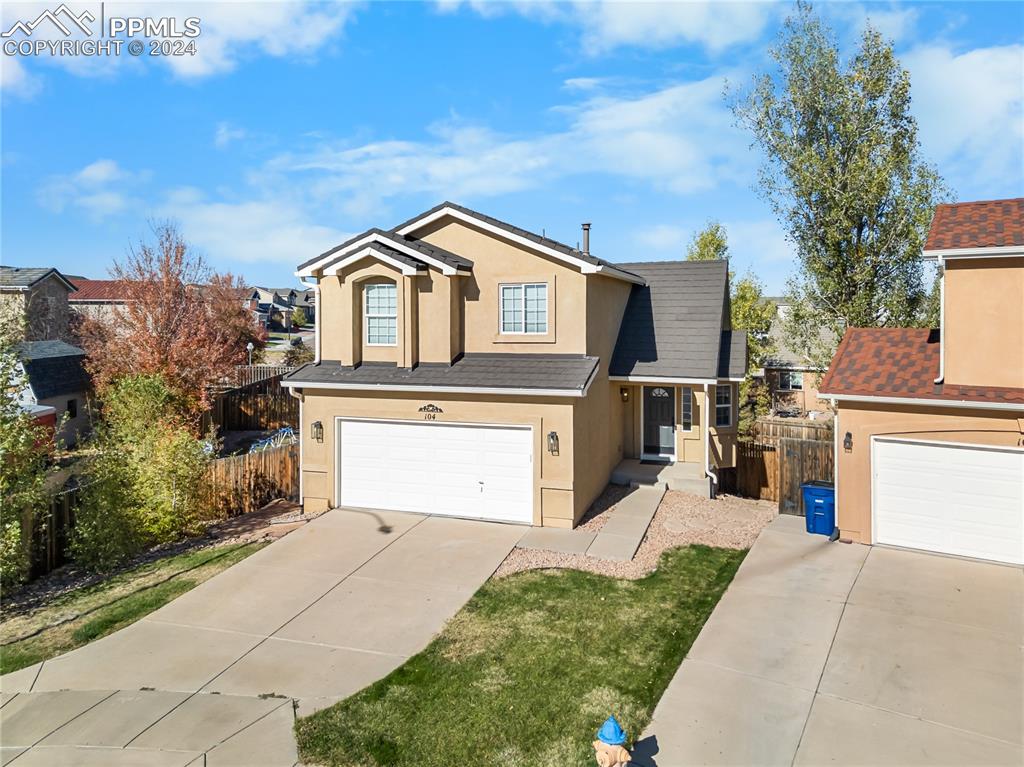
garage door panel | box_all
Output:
[873,439,1024,565]
[338,419,533,524]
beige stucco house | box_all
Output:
[821,198,1024,565]
[282,203,746,528]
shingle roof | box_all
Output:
[297,228,472,273]
[924,198,1024,252]
[609,260,734,380]
[1,267,77,292]
[283,354,599,394]
[68,279,128,301]
[17,341,90,399]
[718,330,747,379]
[391,201,645,281]
[819,327,1024,406]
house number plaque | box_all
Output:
[419,403,443,420]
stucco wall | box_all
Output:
[38,392,89,448]
[835,401,1024,543]
[1,276,73,342]
[943,257,1024,389]
[767,369,829,414]
[298,389,578,527]
[319,262,407,365]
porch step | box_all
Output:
[667,476,712,498]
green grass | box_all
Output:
[295,545,745,767]
[0,542,265,675]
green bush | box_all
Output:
[72,452,145,571]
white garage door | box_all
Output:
[338,419,533,524]
[872,438,1024,565]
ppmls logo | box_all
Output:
[2,3,200,59]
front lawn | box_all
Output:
[296,544,745,767]
[0,542,265,675]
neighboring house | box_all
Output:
[0,266,77,342]
[247,287,308,330]
[282,202,746,527]
[67,279,131,323]
[820,197,1024,566]
[760,298,834,417]
[295,289,315,324]
[16,340,91,448]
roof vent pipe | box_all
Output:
[581,223,591,256]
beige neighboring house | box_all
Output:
[760,298,834,418]
[0,266,77,342]
[282,202,747,527]
[67,279,131,323]
[821,197,1024,565]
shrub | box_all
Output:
[71,451,145,571]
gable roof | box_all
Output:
[391,201,646,285]
[609,260,740,381]
[819,327,1024,409]
[17,341,90,400]
[718,330,747,380]
[296,228,472,277]
[923,198,1024,256]
[68,279,128,301]
[1,267,77,292]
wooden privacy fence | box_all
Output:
[728,437,833,515]
[752,416,833,444]
[204,371,298,433]
[29,483,79,579]
[205,443,300,518]
[231,364,295,387]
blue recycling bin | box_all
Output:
[801,481,835,536]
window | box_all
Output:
[681,387,692,431]
[500,283,547,334]
[779,370,803,391]
[364,283,397,345]
[715,385,732,428]
[66,399,77,419]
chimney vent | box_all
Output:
[581,223,591,256]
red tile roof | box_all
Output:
[68,279,128,301]
[924,198,1024,252]
[819,328,1024,406]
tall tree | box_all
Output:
[730,2,947,368]
[685,221,729,262]
[80,223,263,424]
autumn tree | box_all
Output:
[730,2,947,368]
[80,222,263,425]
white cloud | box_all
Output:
[0,56,41,98]
[827,3,920,44]
[903,43,1024,188]
[36,159,143,219]
[160,187,350,265]
[215,121,247,148]
[636,224,686,252]
[725,218,792,266]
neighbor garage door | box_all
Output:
[872,438,1024,565]
[338,419,533,524]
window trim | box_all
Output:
[499,282,548,335]
[681,386,693,432]
[778,370,803,391]
[364,282,397,347]
[715,385,733,428]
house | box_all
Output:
[247,287,308,330]
[282,202,746,527]
[820,197,1024,565]
[0,266,77,342]
[760,297,834,417]
[16,340,91,448]
[67,279,130,324]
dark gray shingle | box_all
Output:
[297,228,472,273]
[717,330,748,379]
[284,354,598,393]
[17,341,89,399]
[0,266,77,291]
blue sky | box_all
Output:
[2,1,1021,293]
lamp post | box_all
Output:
[246,341,254,366]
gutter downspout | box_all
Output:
[288,388,304,507]
[831,397,840,541]
[299,276,321,364]
[703,383,718,497]
[934,255,945,384]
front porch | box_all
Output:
[610,459,712,498]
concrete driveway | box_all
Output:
[0,509,523,766]
[639,515,1023,766]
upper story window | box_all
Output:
[500,283,547,334]
[778,370,803,391]
[715,385,732,428]
[365,283,397,346]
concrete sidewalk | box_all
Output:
[636,515,1022,766]
[1,509,524,765]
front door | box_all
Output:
[642,386,675,459]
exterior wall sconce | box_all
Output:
[311,420,324,442]
[547,431,559,455]
[843,431,853,452]
[620,387,630,403]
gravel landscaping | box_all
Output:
[495,488,776,580]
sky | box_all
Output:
[1,1,1022,294]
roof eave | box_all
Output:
[922,245,1024,260]
[823,392,1024,412]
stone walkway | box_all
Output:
[1,509,524,765]
[517,485,664,561]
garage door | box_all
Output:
[872,438,1024,565]
[338,419,533,524]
